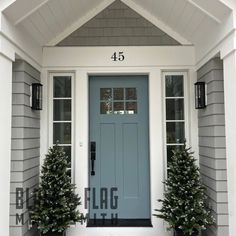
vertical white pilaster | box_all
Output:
[0,54,12,236]
[40,68,48,166]
[223,50,236,236]
[188,69,199,162]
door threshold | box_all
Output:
[87,219,152,227]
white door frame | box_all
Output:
[41,46,197,236]
[74,67,165,235]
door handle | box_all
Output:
[90,142,96,176]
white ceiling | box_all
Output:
[2,0,233,46]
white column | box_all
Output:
[223,50,236,236]
[0,54,12,236]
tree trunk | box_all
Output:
[174,229,198,236]
[41,231,65,236]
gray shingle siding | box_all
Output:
[58,0,180,46]
[10,60,40,236]
[197,58,228,236]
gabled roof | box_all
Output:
[58,0,181,46]
[2,0,233,47]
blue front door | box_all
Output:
[89,75,150,221]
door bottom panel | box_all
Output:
[87,219,152,227]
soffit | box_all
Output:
[2,0,233,46]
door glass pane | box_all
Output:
[54,76,71,98]
[62,146,71,168]
[114,102,124,114]
[166,99,184,120]
[53,123,71,144]
[100,102,113,114]
[100,88,112,100]
[100,87,138,115]
[126,102,137,114]
[167,145,182,167]
[165,75,183,97]
[53,100,71,121]
[166,122,185,143]
[114,88,124,100]
[126,88,137,100]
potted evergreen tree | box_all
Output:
[154,143,214,236]
[31,144,81,236]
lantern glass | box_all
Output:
[31,83,42,110]
[194,82,206,109]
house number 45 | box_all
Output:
[111,52,125,61]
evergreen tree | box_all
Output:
[31,144,81,233]
[154,143,214,235]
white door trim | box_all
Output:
[41,45,196,235]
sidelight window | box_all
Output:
[163,72,188,177]
[51,74,74,178]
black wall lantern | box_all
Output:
[194,82,206,109]
[31,83,43,110]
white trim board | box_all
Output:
[1,14,42,69]
[42,46,195,68]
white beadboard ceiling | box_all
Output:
[2,0,232,46]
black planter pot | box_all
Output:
[174,229,198,236]
[41,231,65,236]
